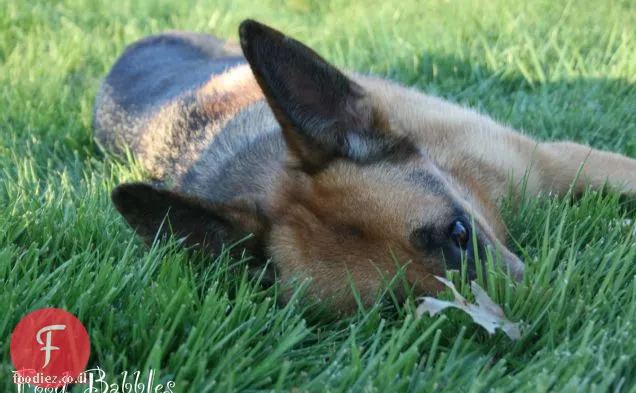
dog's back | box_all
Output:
[93,32,284,203]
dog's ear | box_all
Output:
[239,20,416,173]
[111,183,265,256]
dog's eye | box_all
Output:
[449,220,469,249]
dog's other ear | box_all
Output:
[239,19,416,173]
[111,183,265,256]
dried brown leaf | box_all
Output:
[416,276,521,340]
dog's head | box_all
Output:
[112,20,524,312]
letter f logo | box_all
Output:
[11,308,90,389]
[36,325,66,368]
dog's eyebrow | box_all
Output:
[408,170,446,195]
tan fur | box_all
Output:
[355,74,636,199]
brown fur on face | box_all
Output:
[98,20,636,316]
[265,143,525,311]
[268,162,470,311]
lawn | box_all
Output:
[1,0,635,392]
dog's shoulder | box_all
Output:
[96,32,245,117]
[93,32,247,158]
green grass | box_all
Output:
[1,0,636,392]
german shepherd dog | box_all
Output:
[94,20,636,314]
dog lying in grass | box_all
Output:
[93,20,636,314]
